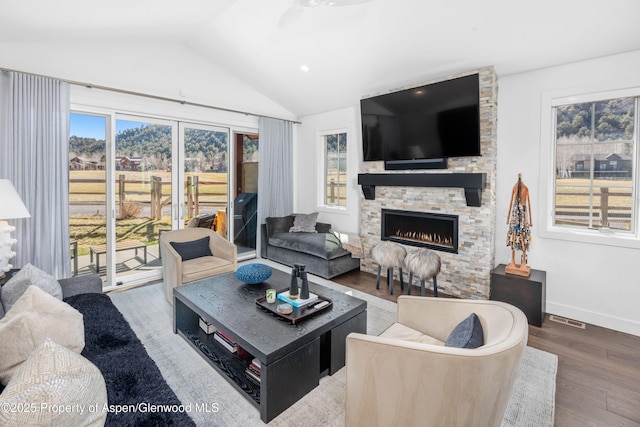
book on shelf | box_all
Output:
[249,359,260,373]
[213,330,237,353]
[199,318,216,334]
[247,363,260,376]
[277,290,318,308]
[245,369,261,385]
[215,329,236,345]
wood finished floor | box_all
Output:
[332,269,640,427]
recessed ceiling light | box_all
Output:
[300,65,310,72]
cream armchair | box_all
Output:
[160,228,237,304]
[345,296,528,427]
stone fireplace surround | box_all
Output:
[358,67,497,299]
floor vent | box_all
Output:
[549,315,586,329]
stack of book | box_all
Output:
[245,358,261,385]
[213,329,237,353]
[277,290,319,308]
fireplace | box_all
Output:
[381,209,458,254]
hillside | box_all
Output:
[556,97,634,141]
[69,124,258,172]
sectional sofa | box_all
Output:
[0,272,194,426]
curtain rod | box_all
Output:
[1,66,301,125]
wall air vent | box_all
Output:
[549,315,586,329]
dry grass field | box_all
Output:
[69,170,229,255]
[553,178,632,229]
[69,170,229,204]
[555,178,633,208]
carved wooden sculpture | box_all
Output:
[506,174,532,276]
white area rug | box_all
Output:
[110,262,556,426]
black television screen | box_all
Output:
[361,74,480,163]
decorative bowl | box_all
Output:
[236,263,273,285]
[276,303,293,315]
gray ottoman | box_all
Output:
[404,248,441,296]
[371,241,406,295]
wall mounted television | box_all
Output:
[361,74,480,170]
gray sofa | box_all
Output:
[261,215,360,279]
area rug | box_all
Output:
[110,265,557,426]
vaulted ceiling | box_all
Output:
[2,0,640,117]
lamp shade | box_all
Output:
[0,179,30,220]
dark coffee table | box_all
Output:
[173,268,367,423]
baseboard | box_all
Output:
[546,301,640,337]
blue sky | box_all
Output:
[69,113,148,140]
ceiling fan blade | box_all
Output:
[278,5,305,27]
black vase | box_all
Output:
[300,271,309,300]
[289,267,299,299]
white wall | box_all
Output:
[497,49,640,336]
[0,41,295,121]
[294,107,361,233]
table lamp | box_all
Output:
[0,179,31,279]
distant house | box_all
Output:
[572,153,632,178]
[69,156,102,171]
[116,156,143,171]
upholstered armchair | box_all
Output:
[345,296,528,427]
[160,228,237,304]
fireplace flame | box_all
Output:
[393,229,453,248]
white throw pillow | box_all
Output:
[0,337,107,427]
[0,286,85,385]
[1,263,63,313]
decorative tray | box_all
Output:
[255,289,333,325]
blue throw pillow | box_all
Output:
[444,313,484,349]
[169,236,212,261]
[236,263,273,284]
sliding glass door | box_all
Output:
[233,132,259,258]
[69,111,255,290]
[113,116,176,282]
[180,123,229,235]
[68,113,108,279]
[68,113,178,288]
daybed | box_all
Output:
[0,272,194,426]
[261,214,360,279]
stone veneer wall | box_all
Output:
[359,66,497,299]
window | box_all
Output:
[321,131,347,208]
[552,95,637,232]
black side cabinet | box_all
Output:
[490,264,546,327]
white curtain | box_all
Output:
[257,117,293,256]
[0,71,71,278]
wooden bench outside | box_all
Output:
[90,240,148,273]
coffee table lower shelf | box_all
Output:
[174,297,324,423]
[177,327,260,406]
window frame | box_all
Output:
[316,127,349,211]
[540,86,640,249]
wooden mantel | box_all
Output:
[357,173,486,207]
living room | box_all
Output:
[1,1,640,426]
